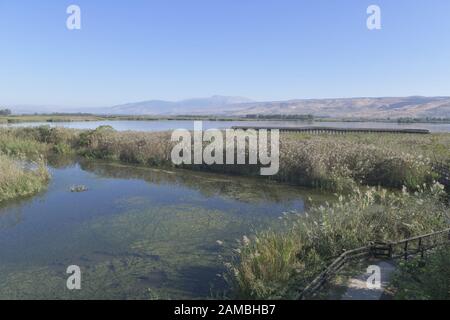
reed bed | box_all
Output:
[5,126,448,191]
[0,129,51,202]
[226,183,449,299]
[0,154,50,203]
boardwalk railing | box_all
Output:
[298,228,450,299]
[231,126,431,135]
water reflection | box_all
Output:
[79,160,324,205]
[2,120,450,132]
[0,160,329,299]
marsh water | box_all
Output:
[0,159,329,299]
[3,120,450,132]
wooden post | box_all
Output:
[418,238,424,259]
[404,241,408,261]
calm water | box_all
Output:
[3,120,450,132]
[0,159,329,299]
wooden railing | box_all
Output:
[433,162,450,188]
[298,228,450,299]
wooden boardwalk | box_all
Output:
[231,126,430,134]
[340,260,396,300]
[299,228,450,299]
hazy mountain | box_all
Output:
[6,96,253,115]
[102,95,254,115]
[102,96,450,118]
[7,96,450,119]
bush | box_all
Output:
[0,154,50,203]
[76,127,174,165]
[52,142,72,155]
[391,247,450,300]
[0,131,48,159]
[226,183,449,299]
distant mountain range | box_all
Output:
[8,95,450,119]
[100,95,254,115]
[225,96,450,118]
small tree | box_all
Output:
[0,109,12,116]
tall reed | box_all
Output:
[0,154,50,203]
[226,183,449,299]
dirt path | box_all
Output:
[341,260,396,300]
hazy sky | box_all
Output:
[1,0,450,107]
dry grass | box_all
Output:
[0,154,50,203]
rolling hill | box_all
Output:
[8,96,450,119]
[103,96,450,119]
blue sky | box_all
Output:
[1,0,450,107]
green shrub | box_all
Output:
[226,183,449,299]
[52,142,72,155]
[0,154,50,203]
[391,246,450,300]
[0,131,48,159]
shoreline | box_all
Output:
[1,114,450,125]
